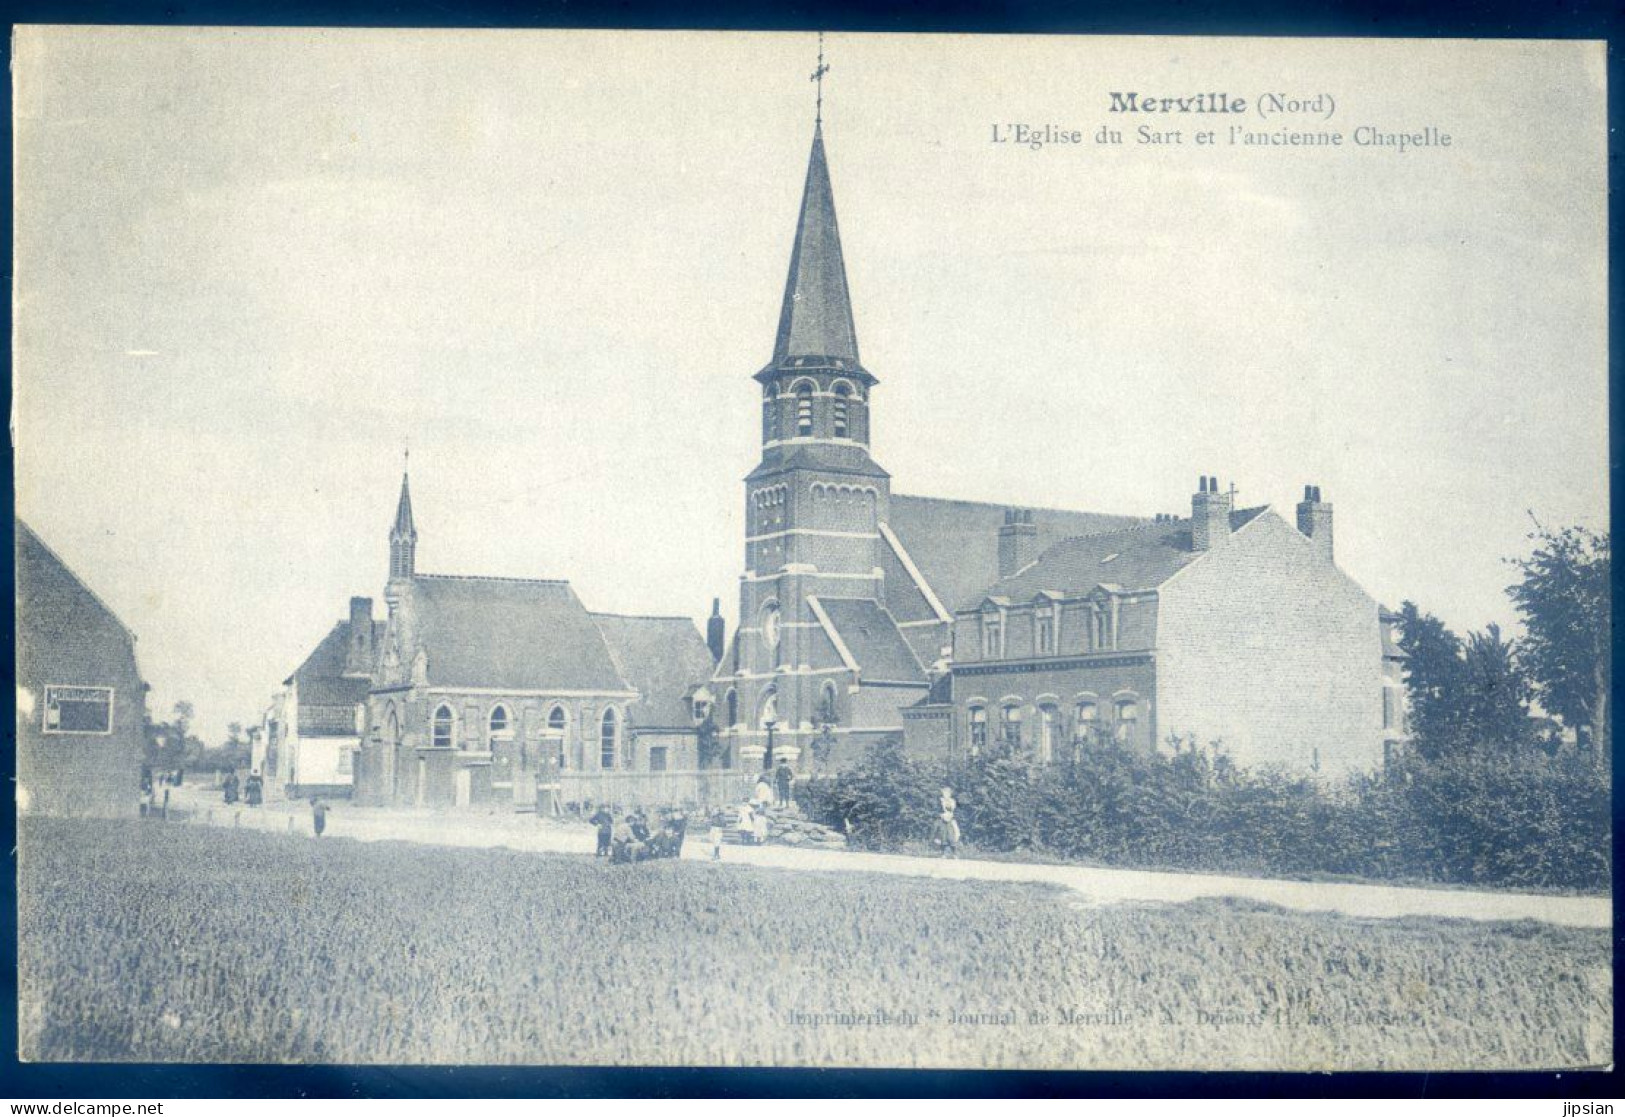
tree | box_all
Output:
[1395,601,1467,758]
[1507,523,1610,755]
[1459,624,1531,754]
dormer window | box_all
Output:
[981,614,1003,659]
[1035,612,1054,656]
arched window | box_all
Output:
[1073,700,1098,748]
[547,705,568,769]
[759,687,779,730]
[1037,703,1058,764]
[600,708,619,769]
[968,706,988,755]
[488,704,512,744]
[386,704,400,747]
[432,704,455,749]
[725,688,739,728]
[818,680,839,726]
[760,601,782,669]
[999,704,1023,750]
[833,383,851,438]
[795,382,814,436]
[1114,697,1139,745]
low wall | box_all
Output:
[559,768,758,809]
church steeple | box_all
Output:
[768,121,864,373]
[388,468,417,585]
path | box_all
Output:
[167,786,1612,930]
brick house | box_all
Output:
[15,518,147,816]
[262,596,382,800]
[705,116,1403,778]
[351,474,716,809]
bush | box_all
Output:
[798,738,1610,893]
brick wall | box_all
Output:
[1156,511,1384,776]
[16,528,146,817]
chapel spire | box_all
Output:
[388,461,417,585]
[768,118,863,374]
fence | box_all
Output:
[558,768,758,809]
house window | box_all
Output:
[42,685,113,735]
[999,704,1023,750]
[649,745,668,772]
[600,708,619,769]
[981,616,1003,659]
[432,704,455,749]
[1114,698,1139,745]
[1037,703,1058,764]
[488,704,512,744]
[968,706,988,755]
[1073,700,1098,748]
[833,383,851,437]
[796,383,814,436]
[1035,613,1054,656]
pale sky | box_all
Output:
[13,30,1608,742]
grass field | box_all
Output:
[17,818,1612,1070]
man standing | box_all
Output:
[774,758,793,808]
[310,796,329,837]
[589,804,613,857]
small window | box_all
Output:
[981,618,1003,659]
[547,705,568,768]
[833,383,851,437]
[432,704,456,749]
[649,745,668,772]
[1036,613,1054,656]
[43,685,113,735]
[600,708,619,769]
[1113,698,1139,744]
[818,680,839,726]
[796,383,814,436]
[1073,701,1098,746]
[488,704,512,743]
[968,706,988,755]
[1000,704,1023,749]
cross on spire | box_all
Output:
[811,31,830,124]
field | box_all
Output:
[17,818,1612,1070]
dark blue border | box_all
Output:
[3,0,1622,1099]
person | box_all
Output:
[630,810,651,845]
[774,759,793,807]
[140,768,154,817]
[736,802,756,845]
[310,796,328,837]
[752,773,773,809]
[222,771,240,805]
[610,814,637,864]
[244,771,263,808]
[589,805,613,857]
[668,807,688,857]
[752,802,770,846]
[709,817,725,861]
[936,786,960,858]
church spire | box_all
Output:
[388,462,417,585]
[769,118,862,372]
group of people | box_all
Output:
[589,806,689,864]
[220,770,265,808]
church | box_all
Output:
[699,113,1406,779]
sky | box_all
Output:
[13,30,1608,742]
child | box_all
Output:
[709,818,724,861]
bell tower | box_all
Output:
[722,106,892,771]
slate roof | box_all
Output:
[411,575,629,693]
[769,122,862,370]
[286,619,382,707]
[813,597,927,684]
[885,495,1146,613]
[985,507,1269,602]
[591,613,716,730]
[746,441,889,482]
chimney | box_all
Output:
[706,597,726,663]
[1296,484,1334,562]
[1191,475,1233,552]
[998,508,1038,576]
[346,597,375,675]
